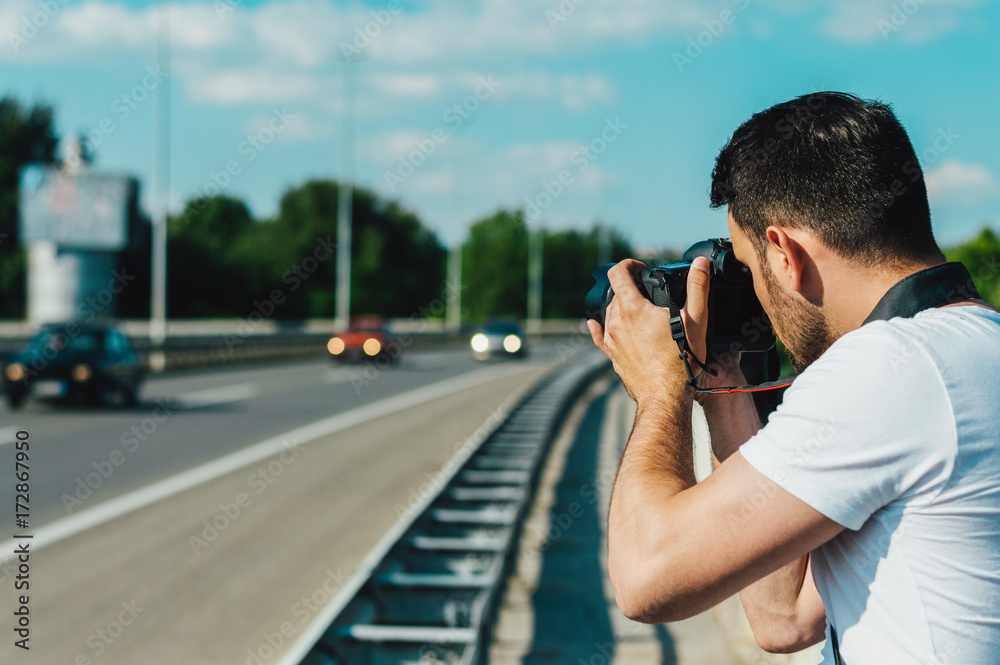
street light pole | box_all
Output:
[598,224,612,266]
[149,3,171,368]
[447,245,462,334]
[335,62,356,334]
[446,132,465,334]
[527,225,543,338]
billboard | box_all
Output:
[20,168,138,250]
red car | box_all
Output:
[327,317,401,365]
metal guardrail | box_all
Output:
[0,331,335,371]
[0,319,592,371]
[278,351,610,665]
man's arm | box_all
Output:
[701,390,827,651]
[606,388,839,627]
[590,258,839,647]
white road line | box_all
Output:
[0,363,535,562]
[174,383,259,409]
[0,426,21,447]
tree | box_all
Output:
[348,187,447,318]
[0,97,59,317]
[164,182,448,319]
[459,212,633,322]
[542,225,631,318]
[167,196,257,317]
[945,226,1000,307]
[260,180,447,319]
[461,209,529,321]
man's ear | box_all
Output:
[764,226,808,293]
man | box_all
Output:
[587,92,1000,663]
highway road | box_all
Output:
[0,343,590,664]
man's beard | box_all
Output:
[760,261,836,373]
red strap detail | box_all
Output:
[698,378,796,394]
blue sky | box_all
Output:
[2,0,998,250]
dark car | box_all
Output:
[2,322,145,409]
[471,320,528,361]
[327,316,401,365]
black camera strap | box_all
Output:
[670,262,981,394]
[862,260,979,323]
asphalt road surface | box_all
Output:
[0,343,585,665]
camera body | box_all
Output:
[585,238,775,356]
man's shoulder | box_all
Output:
[742,307,1000,532]
[812,305,1000,380]
[780,305,1000,435]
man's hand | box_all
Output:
[587,255,739,403]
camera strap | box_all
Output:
[669,261,981,394]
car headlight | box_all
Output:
[72,364,92,382]
[5,363,25,382]
[363,338,382,357]
[503,335,522,353]
[327,337,345,355]
[471,333,489,353]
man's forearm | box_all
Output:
[607,389,697,620]
[701,394,827,651]
[624,393,698,492]
[700,391,761,463]
[739,554,826,652]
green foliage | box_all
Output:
[0,97,59,317]
[166,181,447,319]
[542,226,631,318]
[0,247,26,317]
[944,227,1000,307]
[168,196,257,317]
[348,188,448,317]
[461,210,529,321]
[460,210,633,321]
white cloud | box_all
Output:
[362,136,621,243]
[815,0,981,43]
[2,1,239,61]
[241,109,329,143]
[371,73,444,98]
[184,65,333,105]
[406,168,457,195]
[2,0,713,64]
[363,130,441,166]
[6,0,980,80]
[817,2,888,42]
[244,1,352,67]
[503,141,587,178]
[556,74,617,111]
[0,0,640,118]
[496,72,617,111]
[479,140,618,204]
[366,136,617,198]
[926,159,999,204]
[565,0,711,43]
[52,2,151,49]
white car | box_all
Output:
[470,321,528,361]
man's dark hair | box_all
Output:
[710,91,944,265]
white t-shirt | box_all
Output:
[741,306,1000,664]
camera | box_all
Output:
[584,238,775,356]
